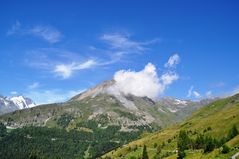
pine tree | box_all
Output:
[227,124,238,140]
[178,130,190,150]
[221,144,230,154]
[177,130,190,159]
[142,145,149,159]
[0,122,6,137]
[204,136,216,153]
[195,134,204,149]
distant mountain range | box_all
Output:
[0,95,36,115]
[0,80,215,130]
[0,80,232,159]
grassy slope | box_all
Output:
[102,94,239,159]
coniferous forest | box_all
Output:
[0,122,144,159]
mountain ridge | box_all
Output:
[0,80,214,130]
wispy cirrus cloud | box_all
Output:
[24,32,160,79]
[187,85,201,98]
[164,54,180,68]
[10,91,18,95]
[211,81,225,88]
[101,33,159,55]
[205,91,213,98]
[7,21,62,43]
[25,48,100,79]
[221,85,239,98]
[91,32,161,67]
[28,82,40,89]
[29,25,62,43]
[193,91,201,98]
[6,21,21,35]
[54,59,97,79]
[231,86,239,95]
[25,48,78,69]
[101,33,145,51]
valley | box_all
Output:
[102,93,239,159]
[0,80,218,159]
[1,1,238,158]
[0,81,237,159]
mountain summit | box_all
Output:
[70,80,115,101]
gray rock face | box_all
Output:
[70,80,115,101]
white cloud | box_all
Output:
[231,86,239,95]
[54,64,73,79]
[193,91,201,98]
[25,48,103,79]
[24,33,160,79]
[101,33,158,54]
[30,25,62,43]
[25,48,81,70]
[187,85,201,98]
[7,21,21,35]
[92,33,161,66]
[28,82,40,89]
[74,60,97,69]
[108,62,179,99]
[54,59,97,79]
[222,85,239,97]
[164,54,180,68]
[205,91,213,98]
[7,22,62,43]
[10,91,18,95]
[211,81,225,88]
[101,33,144,51]
[26,89,85,105]
[187,86,194,97]
[160,73,179,86]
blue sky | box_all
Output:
[0,0,239,104]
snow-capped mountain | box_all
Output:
[157,96,216,113]
[0,95,36,115]
[9,96,36,109]
[157,97,194,113]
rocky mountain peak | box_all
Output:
[70,80,115,101]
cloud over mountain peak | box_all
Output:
[108,57,179,99]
